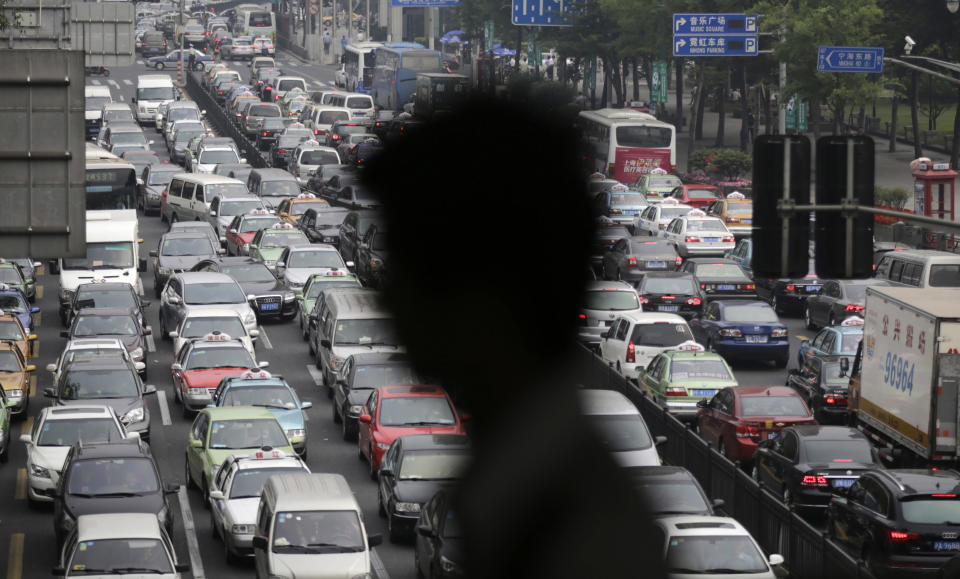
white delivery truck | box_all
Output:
[133,74,178,125]
[850,286,960,467]
[55,210,146,324]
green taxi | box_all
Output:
[0,260,34,302]
[248,223,311,271]
[636,350,737,421]
[185,407,296,499]
[631,172,683,201]
[296,270,362,339]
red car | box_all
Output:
[223,210,280,256]
[171,333,262,415]
[667,184,723,211]
[695,385,816,464]
[358,385,467,477]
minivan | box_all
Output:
[326,92,375,119]
[247,168,302,210]
[303,106,351,138]
[288,145,340,184]
[874,249,960,288]
[164,174,249,224]
[253,473,382,579]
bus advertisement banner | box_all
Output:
[614,148,671,182]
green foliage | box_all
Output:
[876,186,910,209]
[689,149,752,180]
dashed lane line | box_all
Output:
[20,416,33,437]
[371,548,391,579]
[29,375,36,398]
[107,79,120,88]
[306,365,324,387]
[178,485,206,579]
[6,533,24,579]
[258,326,273,349]
[14,468,26,500]
[123,79,133,85]
[146,334,156,353]
[90,79,101,85]
[157,389,172,426]
[35,285,43,300]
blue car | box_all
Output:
[796,317,863,368]
[147,49,213,70]
[725,237,753,277]
[689,299,789,367]
[0,286,39,334]
[211,371,313,458]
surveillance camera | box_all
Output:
[905,35,916,46]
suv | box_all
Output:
[158,272,258,342]
[139,30,168,56]
[241,102,281,137]
[577,280,642,350]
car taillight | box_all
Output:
[638,296,650,304]
[610,209,623,215]
[801,475,828,488]
[626,341,635,363]
[825,393,847,406]
[685,236,700,243]
[163,42,167,47]
[735,424,760,438]
[278,149,286,155]
[314,129,320,135]
[665,386,687,397]
[675,256,683,266]
[332,134,340,140]
[722,236,735,243]
[772,329,788,337]
[887,530,919,543]
[785,284,795,291]
[686,297,702,306]
[262,131,269,136]
[628,256,637,266]
[719,329,741,337]
[845,304,865,312]
[742,284,757,290]
[268,45,274,49]
[578,313,587,326]
[275,95,280,100]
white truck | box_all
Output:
[55,210,146,324]
[134,74,178,125]
[851,286,960,467]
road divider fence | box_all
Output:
[184,71,267,169]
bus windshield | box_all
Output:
[86,167,137,210]
[616,125,672,148]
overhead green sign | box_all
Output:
[784,93,808,132]
[584,55,596,90]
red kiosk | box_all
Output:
[912,160,957,248]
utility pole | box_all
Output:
[777,60,786,134]
[177,0,185,88]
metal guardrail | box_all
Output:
[183,71,267,169]
[573,345,878,579]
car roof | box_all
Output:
[662,350,726,361]
[655,515,747,536]
[73,307,137,317]
[872,469,960,495]
[63,357,136,371]
[620,465,697,482]
[576,389,638,415]
[348,352,410,365]
[287,244,336,253]
[177,271,236,284]
[202,406,279,420]
[73,438,150,459]
[379,384,447,398]
[76,513,165,542]
[183,308,244,319]
[787,425,867,441]
[66,337,126,349]
[252,168,298,180]
[584,280,635,291]
[162,231,214,240]
[716,300,771,309]
[731,385,800,398]
[684,258,739,265]
[628,312,687,324]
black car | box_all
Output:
[61,307,152,378]
[324,119,372,148]
[334,352,422,440]
[320,172,380,210]
[679,258,758,301]
[828,469,960,578]
[630,271,703,319]
[378,434,470,543]
[150,232,221,298]
[355,223,388,288]
[338,210,384,265]
[271,134,311,169]
[384,116,423,142]
[601,237,679,281]
[190,257,297,320]
[623,465,722,517]
[304,163,356,194]
[298,206,349,246]
[137,164,181,216]
[255,117,287,150]
[591,221,631,272]
[755,275,822,316]
[751,425,880,513]
[53,439,177,546]
[803,278,892,330]
[63,282,150,329]
[786,355,852,425]
[414,489,463,579]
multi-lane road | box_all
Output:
[0,50,818,578]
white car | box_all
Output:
[662,211,736,258]
[656,515,784,578]
[168,308,258,357]
[252,36,275,56]
[45,338,146,386]
[192,145,242,174]
[275,244,348,290]
[636,199,695,236]
[599,312,699,378]
[208,449,310,562]
[577,389,663,467]
[21,405,137,504]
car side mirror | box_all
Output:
[143,384,158,394]
[240,157,247,163]
[126,431,141,441]
[246,294,257,302]
[654,435,667,447]
[252,535,268,550]
[712,498,725,509]
[190,438,203,448]
[768,554,784,567]
[168,296,181,305]
[379,465,392,476]
[301,401,313,409]
[60,330,70,339]
[346,260,355,270]
[46,363,57,372]
[461,412,472,422]
[249,329,260,338]
[367,533,383,547]
[358,413,371,424]
[138,257,147,272]
[134,362,146,372]
[171,363,183,371]
[696,399,708,408]
[143,326,153,336]
[20,433,31,444]
[31,307,40,314]
[164,482,179,494]
[208,489,225,500]
[840,357,850,373]
[320,339,331,349]
[258,361,270,368]
[131,97,137,103]
[52,567,67,576]
[168,331,179,340]
[44,387,56,398]
[141,300,151,308]
[174,563,190,573]
[276,261,285,268]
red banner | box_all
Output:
[614,148,672,183]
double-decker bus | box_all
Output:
[370,42,442,111]
[85,144,138,210]
[578,108,677,183]
[343,41,382,94]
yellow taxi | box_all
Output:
[276,193,330,226]
[0,340,35,417]
[705,192,753,238]
[0,312,37,360]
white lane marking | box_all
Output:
[259,326,273,349]
[157,389,172,426]
[90,79,101,85]
[306,365,324,386]
[136,60,144,65]
[123,79,133,86]
[371,548,391,579]
[119,95,125,102]
[177,485,206,579]
[146,335,156,353]
[107,79,120,88]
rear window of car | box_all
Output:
[687,188,721,199]
[611,193,646,206]
[740,396,810,417]
[249,105,280,117]
[669,360,731,381]
[277,79,305,92]
[582,290,639,311]
[929,264,960,287]
[902,499,960,524]
[317,111,349,124]
[346,96,373,109]
[629,323,692,347]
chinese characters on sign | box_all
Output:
[673,13,758,57]
[816,46,884,73]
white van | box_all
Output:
[164,174,249,224]
[134,74,178,125]
[253,473,382,579]
[325,92,375,119]
[57,210,146,313]
[85,85,113,140]
[305,106,350,139]
[874,249,960,288]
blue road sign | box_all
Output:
[674,35,757,57]
[673,13,758,57]
[392,0,460,5]
[673,14,757,35]
[817,46,884,73]
[511,0,571,26]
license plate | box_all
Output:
[260,303,280,311]
[833,478,856,488]
[746,335,768,343]
[936,541,960,551]
[623,210,639,215]
[658,305,679,312]
[742,219,752,224]
[647,261,666,268]
[692,389,715,397]
[768,432,778,440]
[705,238,719,242]
[806,285,821,292]
[717,284,736,291]
[353,112,366,116]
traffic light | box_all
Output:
[815,136,874,279]
[751,135,811,279]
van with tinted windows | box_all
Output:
[246,168,302,210]
[325,93,375,119]
[873,249,960,288]
[303,106,350,138]
[164,174,249,224]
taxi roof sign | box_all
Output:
[610,183,630,192]
[841,317,865,327]
[273,222,295,230]
[661,197,680,205]
[250,209,271,215]
[250,447,286,460]
[295,193,316,199]
[203,331,232,342]
[650,168,668,175]
[687,209,707,217]
[239,369,272,379]
[675,340,705,352]
[727,191,746,199]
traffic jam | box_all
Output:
[3,1,960,577]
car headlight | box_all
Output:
[7,389,23,399]
[440,556,460,574]
[282,292,295,302]
[131,347,144,360]
[331,356,345,371]
[157,267,172,277]
[121,406,145,425]
[232,524,256,535]
[29,463,51,479]
[376,441,391,451]
[242,243,250,252]
[244,312,256,325]
[348,404,363,415]
[59,288,75,303]
[395,501,420,513]
[285,429,305,442]
[264,260,277,267]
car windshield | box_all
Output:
[168,108,199,121]
[0,294,27,313]
[352,363,422,388]
[67,538,173,576]
[398,450,470,481]
[229,467,304,499]
[740,396,810,417]
[642,277,696,294]
[184,281,246,304]
[109,132,148,145]
[208,418,288,449]
[0,350,21,372]
[305,279,358,299]
[636,480,710,514]
[220,263,276,282]
[615,126,672,148]
[137,86,176,101]
[0,268,22,283]
[840,333,861,353]
[272,510,364,553]
[803,440,874,463]
[240,216,280,233]
[686,219,726,232]
[287,250,343,268]
[162,237,213,256]
[182,316,246,338]
[86,96,111,111]
[199,149,240,165]
[63,242,135,270]
[902,498,960,524]
[686,188,721,199]
[670,360,732,381]
[62,369,140,399]
[250,106,280,117]
[175,129,206,145]
[582,290,639,311]
[666,535,767,574]
[695,264,744,278]
[186,346,256,369]
[277,80,304,92]
[37,418,124,446]
[290,201,329,216]
[0,321,24,341]
[206,183,248,198]
[631,323,693,347]
[611,193,647,206]
[147,170,177,186]
[722,306,779,323]
[221,200,264,216]
[726,202,753,216]
[334,318,398,346]
[260,231,309,248]
[74,315,138,336]
[68,457,159,494]
[261,180,301,197]
[379,396,457,427]
[585,414,652,451]
[221,385,298,409]
[75,289,136,311]
[103,109,135,122]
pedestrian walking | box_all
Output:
[323,30,331,54]
[545,54,555,80]
[340,35,347,52]
[188,49,196,71]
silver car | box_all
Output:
[157,272,257,343]
[207,195,267,246]
[577,389,664,467]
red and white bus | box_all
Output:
[578,108,677,183]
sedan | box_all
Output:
[665,184,723,210]
[662,214,735,258]
[591,221,631,271]
[756,275,823,316]
[601,238,680,281]
[61,307,152,377]
[151,232,221,298]
[637,350,737,421]
[796,318,863,368]
[804,278,892,329]
[786,355,853,424]
[593,188,648,226]
[211,373,312,457]
[689,300,789,367]
[631,271,703,319]
[415,490,464,579]
[190,256,297,320]
[147,48,212,70]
